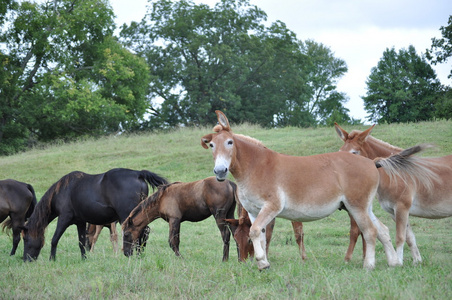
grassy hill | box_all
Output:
[1,120,451,299]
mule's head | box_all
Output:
[334,122,375,157]
[201,110,235,182]
[22,226,45,262]
[224,217,254,261]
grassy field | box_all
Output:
[0,120,451,299]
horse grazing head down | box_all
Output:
[225,214,254,261]
[22,227,45,262]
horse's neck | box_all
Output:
[138,204,161,226]
[231,136,273,181]
[365,137,402,159]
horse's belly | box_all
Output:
[279,200,341,222]
[238,183,341,221]
[409,197,452,219]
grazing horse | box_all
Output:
[85,223,118,253]
[23,168,167,261]
[0,180,37,255]
[335,123,452,264]
[201,110,432,270]
[122,177,237,261]
[225,204,306,262]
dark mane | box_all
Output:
[128,182,180,221]
[27,171,85,238]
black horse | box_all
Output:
[0,179,37,255]
[23,168,167,261]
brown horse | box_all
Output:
[225,204,306,262]
[0,179,37,255]
[201,110,433,270]
[335,123,452,264]
[122,177,237,261]
[86,223,118,253]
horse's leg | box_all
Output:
[347,207,378,269]
[393,204,412,265]
[291,221,306,260]
[370,209,399,267]
[137,226,150,254]
[76,222,87,259]
[405,222,422,264]
[49,218,72,261]
[108,223,119,254]
[168,218,182,257]
[248,206,280,270]
[344,213,361,262]
[90,225,102,253]
[9,213,24,256]
[214,216,231,262]
[265,219,276,257]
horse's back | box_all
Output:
[0,179,34,208]
[277,151,379,194]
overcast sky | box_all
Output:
[111,0,452,122]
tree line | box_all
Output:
[1,0,451,155]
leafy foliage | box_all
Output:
[0,0,149,154]
[363,45,442,123]
[426,15,452,78]
[121,0,352,129]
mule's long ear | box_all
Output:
[334,122,348,142]
[357,125,375,143]
[215,110,230,131]
[201,134,213,149]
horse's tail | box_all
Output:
[25,184,37,220]
[227,180,238,217]
[374,144,440,190]
[228,181,244,218]
[139,170,168,191]
[1,219,12,233]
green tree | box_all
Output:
[426,15,452,79]
[426,15,452,119]
[121,0,350,128]
[363,45,441,123]
[0,0,149,154]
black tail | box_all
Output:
[139,170,168,191]
[25,184,37,220]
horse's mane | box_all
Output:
[27,171,85,238]
[349,130,403,153]
[127,182,181,221]
[234,134,266,148]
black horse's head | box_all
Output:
[22,226,45,262]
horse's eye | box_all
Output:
[209,143,214,148]
[227,140,233,145]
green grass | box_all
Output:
[0,120,451,299]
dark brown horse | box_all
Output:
[122,177,237,261]
[225,204,306,262]
[0,179,37,255]
[23,168,167,261]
